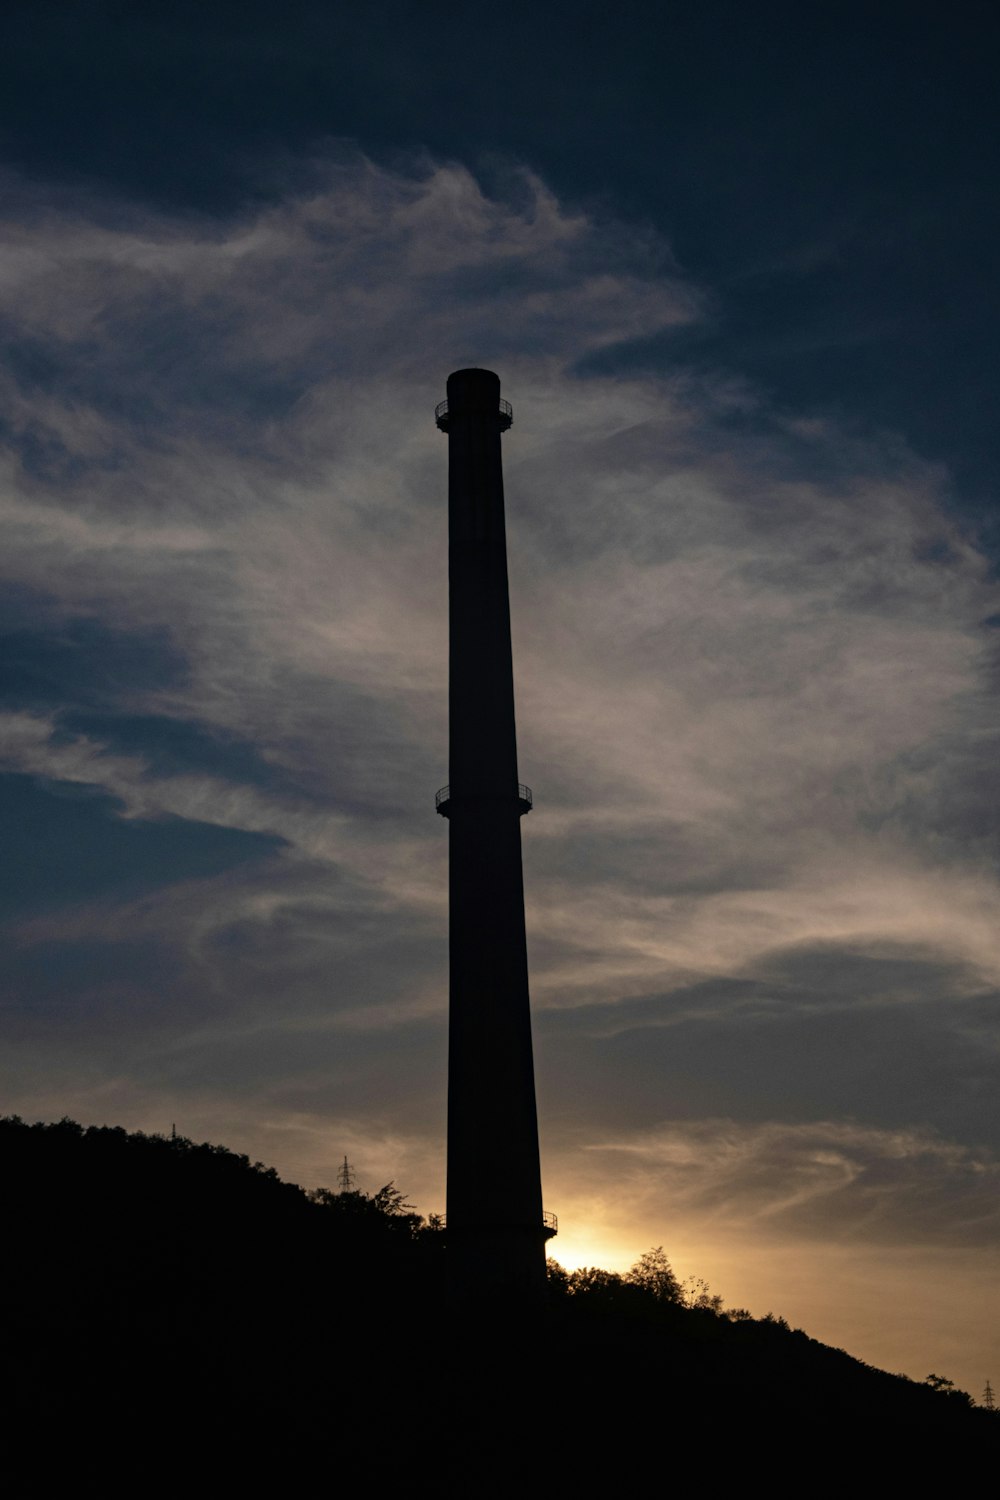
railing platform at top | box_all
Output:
[435,398,513,432]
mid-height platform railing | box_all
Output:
[436,784,532,817]
[431,1210,557,1237]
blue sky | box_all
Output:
[2,0,999,1393]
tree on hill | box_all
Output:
[626,1244,682,1302]
[681,1274,725,1313]
[307,1178,433,1246]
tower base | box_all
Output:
[446,1224,551,1308]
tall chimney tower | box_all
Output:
[435,368,553,1301]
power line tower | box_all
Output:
[983,1379,996,1411]
[336,1155,357,1193]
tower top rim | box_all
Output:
[447,366,500,382]
[446,367,502,406]
[437,367,512,431]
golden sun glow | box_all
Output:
[546,1230,635,1275]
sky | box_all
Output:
[2,0,999,1395]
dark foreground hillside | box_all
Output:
[2,1118,993,1494]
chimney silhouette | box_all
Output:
[435,368,554,1301]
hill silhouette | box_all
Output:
[2,1117,994,1493]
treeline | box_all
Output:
[1,1117,994,1492]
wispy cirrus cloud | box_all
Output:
[578,1117,1000,1247]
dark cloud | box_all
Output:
[0,611,186,713]
[60,712,296,795]
[3,931,185,1042]
[543,982,999,1143]
[0,774,284,920]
